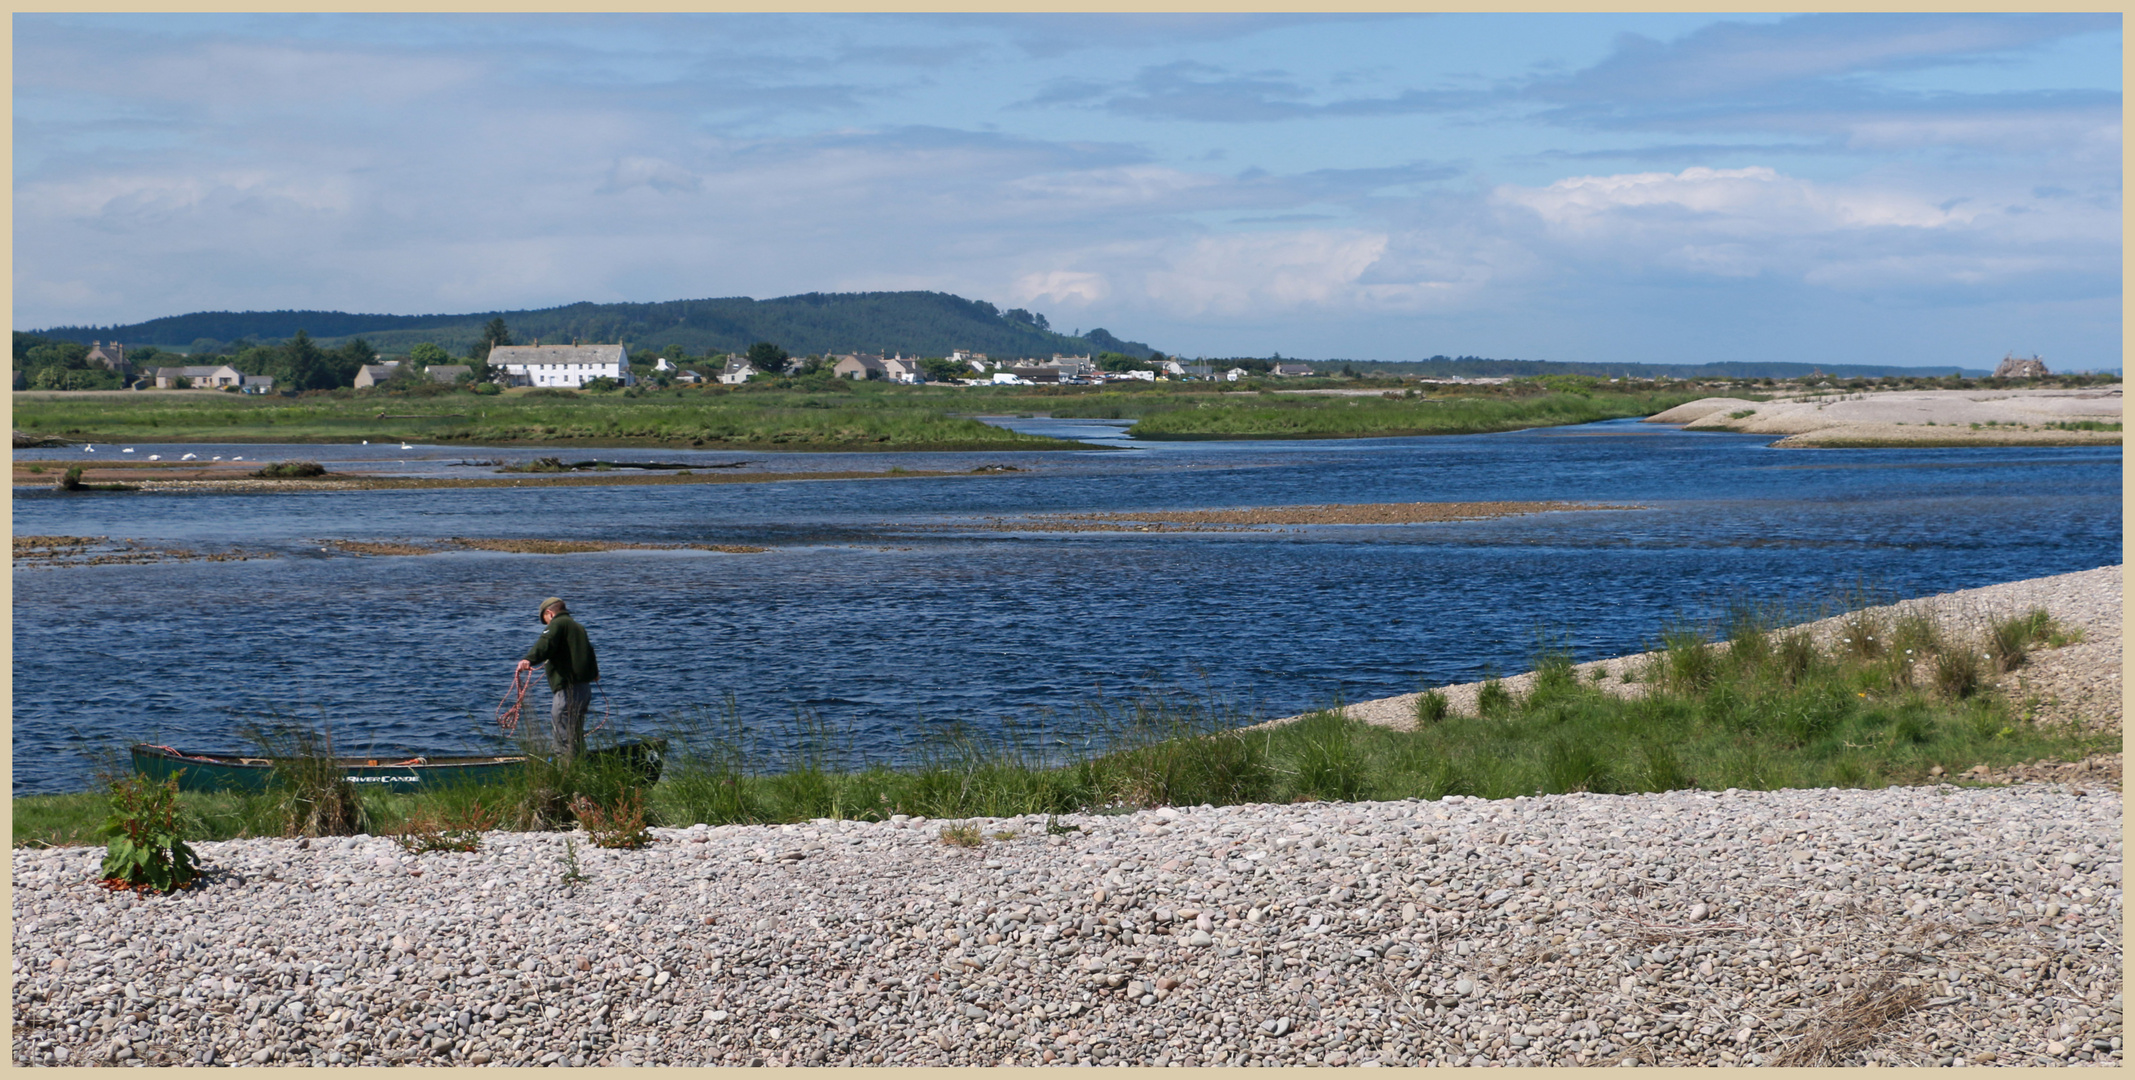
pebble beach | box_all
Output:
[11,567,2125,1068]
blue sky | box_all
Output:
[14,13,2122,368]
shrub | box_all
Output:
[392,799,497,853]
[1414,689,1449,724]
[1989,609,2055,671]
[1892,610,1943,657]
[1660,628,1717,692]
[1530,649,1579,700]
[1774,631,1818,685]
[249,725,369,837]
[572,790,654,849]
[1476,677,1512,720]
[1933,649,1982,700]
[252,460,327,479]
[939,823,984,847]
[97,775,201,894]
[1839,611,1886,659]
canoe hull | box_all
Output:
[130,740,666,796]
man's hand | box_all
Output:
[516,659,532,674]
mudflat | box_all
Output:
[1648,388,2122,446]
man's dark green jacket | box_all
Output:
[524,613,599,691]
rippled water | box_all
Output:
[12,419,2120,793]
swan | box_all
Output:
[180,453,197,461]
[147,454,160,461]
[122,447,134,453]
[400,442,414,450]
[212,456,223,461]
[232,456,243,461]
[83,445,94,452]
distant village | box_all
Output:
[13,336,2076,395]
[16,339,1320,393]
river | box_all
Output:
[11,418,2120,794]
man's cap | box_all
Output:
[539,596,568,619]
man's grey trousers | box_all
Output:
[551,683,591,761]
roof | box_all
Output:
[489,344,627,367]
[424,364,471,383]
[722,357,757,375]
[157,365,236,378]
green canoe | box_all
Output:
[130,739,667,795]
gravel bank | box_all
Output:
[1647,389,2122,447]
[11,783,2121,1067]
[1314,565,2123,741]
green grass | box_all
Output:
[13,380,1705,449]
[15,601,2104,849]
[11,383,1091,451]
[1113,389,1703,439]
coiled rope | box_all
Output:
[495,667,537,734]
[496,668,611,736]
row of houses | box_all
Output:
[53,339,1321,393]
[690,350,1317,387]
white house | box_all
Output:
[489,344,632,388]
[1049,354,1096,378]
[881,355,927,384]
[353,362,402,389]
[154,364,245,389]
[949,350,991,371]
[719,357,759,384]
[1269,362,1315,377]
[1225,367,1251,381]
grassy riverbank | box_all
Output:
[14,380,1706,449]
[11,384,1085,451]
[12,603,2107,849]
[1116,389,1705,439]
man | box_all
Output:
[517,596,599,763]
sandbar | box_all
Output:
[1648,388,2121,447]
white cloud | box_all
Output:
[1495,165,1971,234]
[1142,230,1401,316]
[603,156,703,194]
[1013,270,1111,306]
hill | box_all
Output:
[26,291,1161,362]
